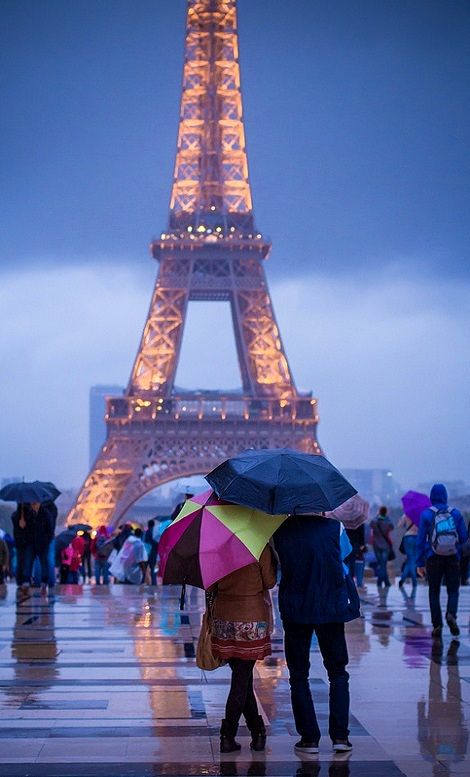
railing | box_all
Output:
[106,394,318,424]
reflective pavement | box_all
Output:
[0,578,468,776]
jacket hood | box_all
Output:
[430,483,448,506]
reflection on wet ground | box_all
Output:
[0,578,468,776]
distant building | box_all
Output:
[342,468,402,507]
[0,476,22,488]
[89,385,124,466]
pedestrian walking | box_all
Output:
[71,533,85,583]
[110,529,148,584]
[81,531,93,583]
[60,544,73,583]
[30,502,55,591]
[370,506,394,588]
[274,514,360,754]
[60,539,82,583]
[11,504,34,590]
[345,524,366,587]
[417,484,468,638]
[397,513,418,588]
[144,519,159,585]
[210,544,277,754]
[92,526,112,584]
[0,532,9,584]
[113,524,133,552]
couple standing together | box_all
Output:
[210,513,359,755]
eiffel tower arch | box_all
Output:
[67,0,321,528]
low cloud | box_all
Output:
[1,261,469,490]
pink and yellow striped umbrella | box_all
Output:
[159,489,286,589]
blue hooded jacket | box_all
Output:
[274,515,360,625]
[416,484,468,566]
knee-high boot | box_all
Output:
[220,718,241,753]
[247,714,266,751]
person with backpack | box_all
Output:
[92,526,112,584]
[417,483,468,638]
[370,506,394,588]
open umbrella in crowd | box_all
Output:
[206,448,357,515]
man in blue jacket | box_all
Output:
[274,515,360,755]
[417,483,468,638]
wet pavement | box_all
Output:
[0,578,468,777]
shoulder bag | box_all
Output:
[196,590,225,671]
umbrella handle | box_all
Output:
[179,579,187,611]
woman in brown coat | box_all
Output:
[210,544,277,753]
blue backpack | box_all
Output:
[430,507,459,556]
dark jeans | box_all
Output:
[426,554,460,627]
[34,549,50,585]
[374,547,390,586]
[347,555,365,587]
[284,621,350,743]
[225,658,259,733]
[400,535,417,585]
[82,553,92,580]
[16,545,33,586]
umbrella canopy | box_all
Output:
[0,480,61,503]
[68,523,92,532]
[159,489,286,589]
[327,494,369,529]
[54,529,77,558]
[206,449,357,516]
[401,491,432,526]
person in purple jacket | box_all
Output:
[417,483,468,638]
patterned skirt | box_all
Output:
[211,618,272,661]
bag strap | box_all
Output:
[205,589,217,622]
[377,519,392,546]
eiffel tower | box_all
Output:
[67,0,321,527]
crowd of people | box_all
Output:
[0,512,173,593]
[344,484,469,639]
[0,479,469,756]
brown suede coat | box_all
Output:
[211,545,277,622]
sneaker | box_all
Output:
[294,739,319,754]
[432,625,443,639]
[332,739,353,752]
[446,614,460,637]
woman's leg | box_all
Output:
[225,659,256,731]
[401,537,418,585]
[220,658,255,752]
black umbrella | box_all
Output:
[69,523,92,532]
[54,529,77,562]
[206,449,357,516]
[0,480,61,503]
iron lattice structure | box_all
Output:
[67,0,321,528]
